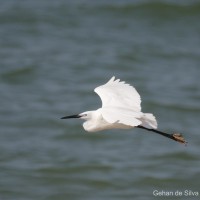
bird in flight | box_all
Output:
[61,76,187,145]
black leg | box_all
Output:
[137,126,187,145]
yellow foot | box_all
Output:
[172,133,187,145]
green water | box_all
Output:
[0,0,200,199]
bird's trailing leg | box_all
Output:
[137,126,187,145]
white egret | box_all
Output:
[61,76,186,145]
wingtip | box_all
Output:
[109,76,115,83]
[108,76,122,84]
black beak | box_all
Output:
[61,114,81,119]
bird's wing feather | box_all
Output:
[94,76,141,111]
[101,107,142,127]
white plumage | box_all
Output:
[93,76,157,131]
[61,76,187,145]
[63,76,157,132]
[95,76,141,112]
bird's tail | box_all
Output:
[140,113,157,129]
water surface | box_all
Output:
[0,0,200,199]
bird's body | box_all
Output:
[81,76,157,132]
[81,108,133,132]
[61,76,187,145]
[81,108,156,132]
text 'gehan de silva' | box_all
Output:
[153,190,199,197]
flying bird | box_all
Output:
[61,76,187,145]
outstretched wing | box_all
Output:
[94,76,141,112]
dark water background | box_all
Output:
[0,0,200,199]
